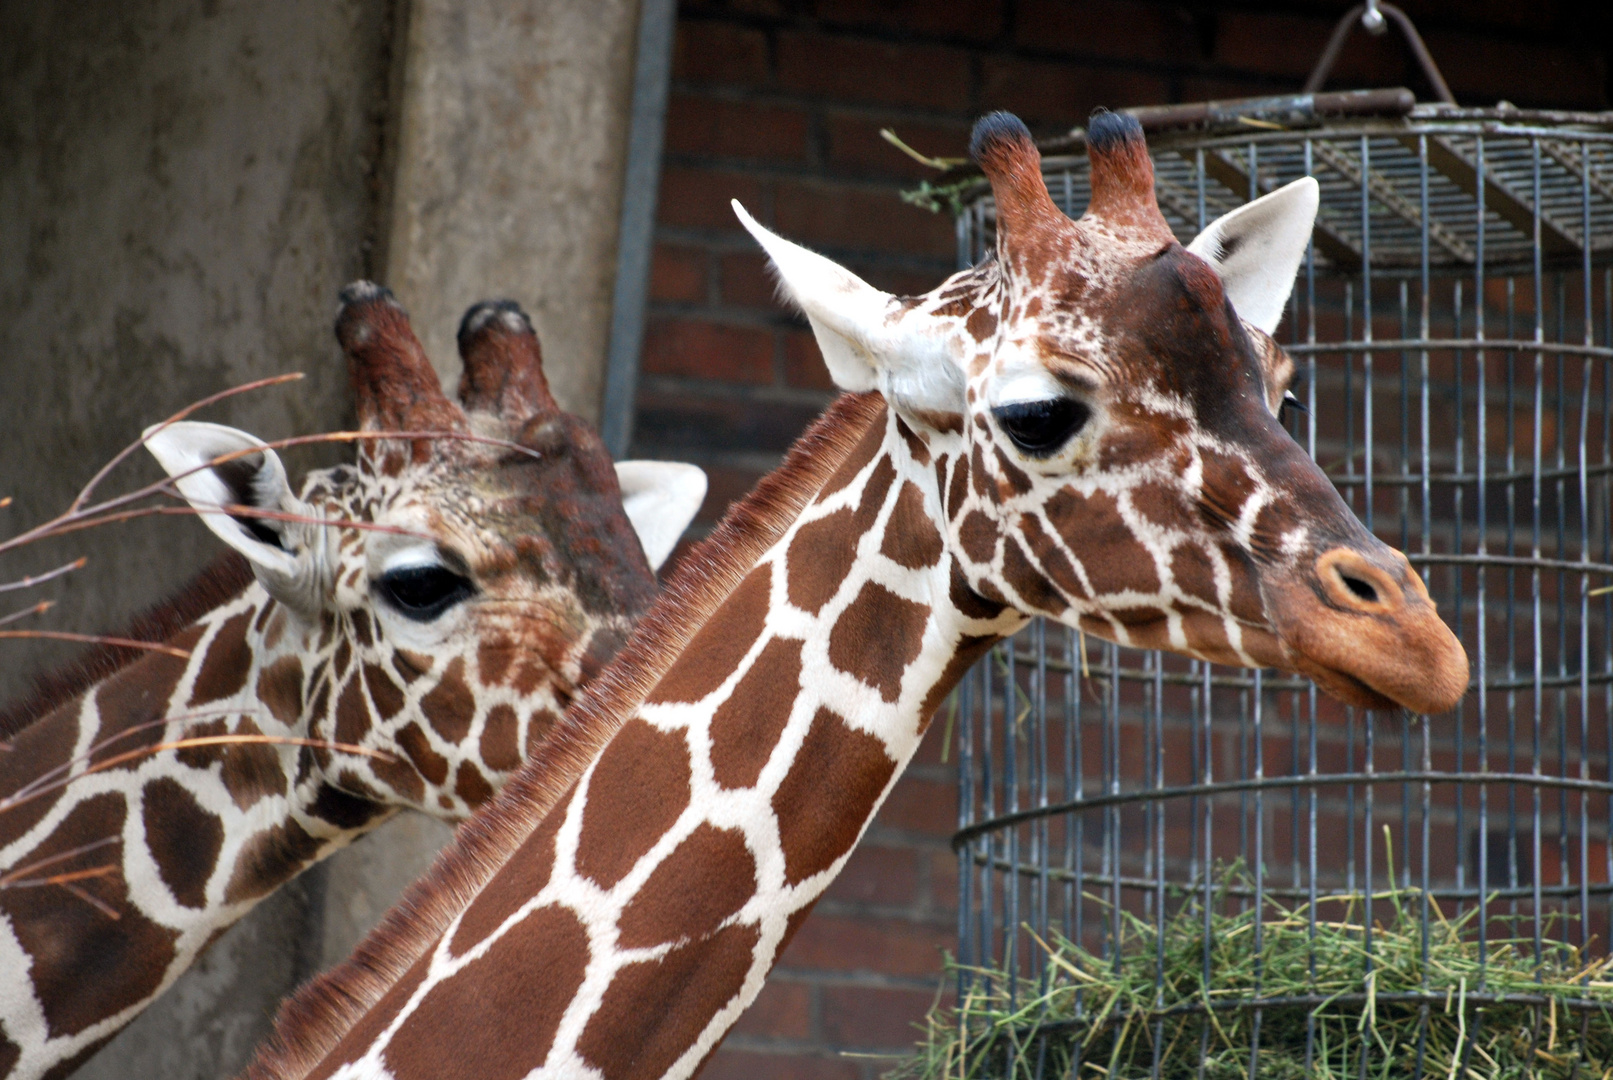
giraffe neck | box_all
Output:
[250,395,1021,1080]
[0,577,384,1078]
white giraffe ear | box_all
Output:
[732,200,965,416]
[144,421,305,584]
[1186,177,1319,335]
[613,461,707,571]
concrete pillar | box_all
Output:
[2,0,645,1074]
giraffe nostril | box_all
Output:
[1340,573,1379,604]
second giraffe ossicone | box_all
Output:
[0,284,706,1080]
[243,111,1469,1080]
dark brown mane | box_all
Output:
[0,553,254,741]
[242,391,889,1080]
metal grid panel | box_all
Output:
[951,114,1613,1077]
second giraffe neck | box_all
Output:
[277,397,1022,1080]
[0,578,386,1076]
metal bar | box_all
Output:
[598,0,678,457]
[1419,135,1582,258]
[1196,148,1363,268]
[1311,138,1474,262]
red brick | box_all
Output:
[658,166,766,232]
[824,843,920,906]
[821,984,936,1048]
[781,913,952,977]
[649,245,706,303]
[773,180,954,258]
[777,32,972,110]
[874,775,955,837]
[641,318,774,384]
[980,57,1168,131]
[721,250,781,310]
[815,0,1005,44]
[664,95,811,164]
[930,849,960,911]
[1214,11,1403,83]
[672,20,770,86]
[825,113,972,182]
[1014,0,1199,63]
[702,1050,859,1080]
[732,978,814,1039]
[784,329,836,392]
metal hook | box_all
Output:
[1303,1,1455,105]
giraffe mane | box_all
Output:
[242,390,888,1080]
[0,552,253,741]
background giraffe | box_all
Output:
[0,283,705,1080]
[242,111,1469,1080]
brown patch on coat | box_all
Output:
[91,628,201,759]
[421,657,474,744]
[187,611,253,706]
[646,566,770,705]
[709,637,804,790]
[950,558,1008,620]
[1044,488,1161,595]
[957,509,998,564]
[881,481,944,569]
[992,447,1033,498]
[786,508,858,615]
[141,776,224,908]
[384,904,589,1080]
[332,677,369,746]
[575,718,692,890]
[827,583,931,703]
[225,818,325,903]
[476,638,514,687]
[396,723,449,788]
[449,807,564,954]
[616,824,757,948]
[1020,513,1088,600]
[966,305,998,342]
[0,698,79,840]
[0,794,181,1038]
[774,707,897,885]
[479,704,521,773]
[920,635,1001,726]
[1002,535,1067,614]
[393,650,432,682]
[577,922,761,1079]
[363,663,405,722]
[257,656,304,725]
[454,762,493,807]
[896,416,930,465]
[368,733,426,805]
[220,717,287,811]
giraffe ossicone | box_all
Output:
[243,111,1467,1080]
[0,284,704,1080]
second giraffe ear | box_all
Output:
[732,201,965,417]
[613,461,707,571]
[1186,177,1319,335]
[144,422,316,607]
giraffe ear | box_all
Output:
[613,461,707,571]
[1186,177,1318,335]
[732,201,965,416]
[144,421,304,582]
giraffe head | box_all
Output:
[737,111,1467,714]
[142,284,707,817]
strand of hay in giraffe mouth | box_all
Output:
[888,858,1613,1079]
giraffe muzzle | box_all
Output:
[1268,545,1469,714]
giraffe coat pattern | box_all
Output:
[0,288,704,1080]
[244,111,1468,1080]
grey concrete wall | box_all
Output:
[1,0,644,1076]
[383,0,642,423]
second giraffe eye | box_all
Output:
[992,398,1091,458]
[377,565,476,621]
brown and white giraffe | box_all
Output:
[0,283,706,1080]
[242,111,1470,1080]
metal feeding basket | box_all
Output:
[944,81,1613,1080]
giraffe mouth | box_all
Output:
[1264,546,1470,714]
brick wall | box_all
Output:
[633,3,1609,1076]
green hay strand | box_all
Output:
[888,860,1613,1080]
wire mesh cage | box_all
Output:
[943,94,1613,1078]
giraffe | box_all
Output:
[241,111,1470,1080]
[0,282,707,1080]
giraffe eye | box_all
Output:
[377,566,476,621]
[992,398,1090,458]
